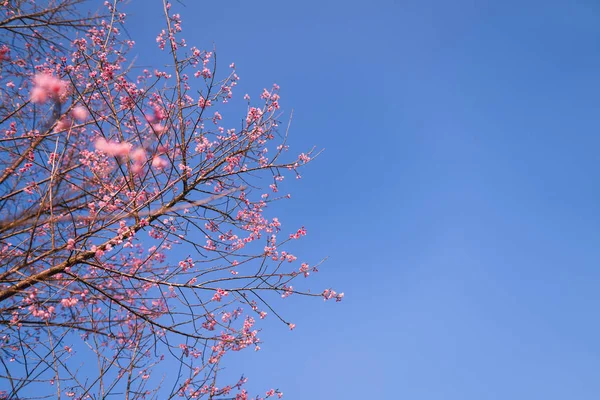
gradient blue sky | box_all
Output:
[122,1,600,398]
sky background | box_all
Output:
[120,1,600,398]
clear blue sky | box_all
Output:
[122,1,600,398]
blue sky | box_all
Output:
[122,1,600,398]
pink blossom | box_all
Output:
[152,156,169,170]
[289,226,307,240]
[53,117,71,133]
[131,163,143,175]
[94,138,132,156]
[211,288,228,302]
[61,297,79,308]
[151,123,165,134]
[201,67,211,78]
[30,86,47,104]
[299,263,310,277]
[322,288,344,302]
[71,106,89,121]
[31,73,69,104]
[298,153,311,163]
[0,45,9,62]
[130,147,147,163]
[154,106,165,120]
[198,96,211,108]
[246,107,263,124]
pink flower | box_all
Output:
[299,263,310,277]
[0,45,9,62]
[153,106,165,121]
[322,288,344,302]
[131,163,144,174]
[94,138,132,156]
[211,288,228,302]
[198,96,211,108]
[30,86,47,104]
[31,73,69,104]
[130,147,147,163]
[53,117,71,132]
[152,156,169,170]
[61,297,79,308]
[298,153,311,163]
[71,106,89,121]
[151,123,165,134]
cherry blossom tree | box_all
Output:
[0,1,342,398]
